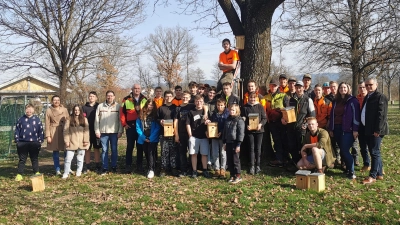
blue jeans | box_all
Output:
[334,125,355,173]
[358,126,370,167]
[366,135,384,178]
[52,151,67,172]
[125,125,138,166]
[100,133,118,170]
[53,151,61,172]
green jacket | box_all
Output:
[303,128,335,167]
[264,91,286,122]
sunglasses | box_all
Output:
[365,83,374,87]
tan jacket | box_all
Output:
[64,117,90,150]
[303,128,335,167]
[95,101,123,134]
[45,106,70,151]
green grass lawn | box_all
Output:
[1,106,400,224]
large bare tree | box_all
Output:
[0,0,146,102]
[157,0,285,88]
[277,0,400,94]
[146,26,198,89]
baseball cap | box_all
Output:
[279,74,287,79]
[295,81,304,86]
[303,74,312,79]
[269,79,279,86]
[198,83,205,89]
[322,82,330,87]
[288,77,297,82]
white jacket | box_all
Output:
[94,101,123,134]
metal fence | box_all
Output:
[0,96,47,160]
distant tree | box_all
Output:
[211,62,222,83]
[278,0,400,94]
[0,0,146,102]
[135,58,155,96]
[146,26,197,89]
[380,62,400,101]
[96,57,119,91]
[192,67,206,84]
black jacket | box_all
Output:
[215,93,241,108]
[240,103,267,133]
[289,94,316,130]
[360,90,389,135]
[222,116,245,146]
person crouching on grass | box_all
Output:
[297,117,335,173]
[186,95,211,178]
[62,105,89,179]
[223,104,245,184]
[14,104,44,181]
[136,99,160,179]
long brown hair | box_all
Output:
[70,105,86,127]
[140,99,158,121]
[335,82,352,104]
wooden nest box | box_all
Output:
[235,35,245,50]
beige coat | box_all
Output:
[63,117,90,150]
[94,101,123,134]
[45,106,70,151]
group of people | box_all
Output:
[14,38,388,185]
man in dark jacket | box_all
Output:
[361,77,388,184]
[282,81,315,171]
[215,82,241,108]
[82,91,101,173]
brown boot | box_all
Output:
[213,169,220,177]
[220,169,226,178]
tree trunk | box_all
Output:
[218,0,283,95]
[351,66,360,96]
[59,69,69,106]
[240,5,274,87]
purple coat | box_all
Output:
[329,96,360,132]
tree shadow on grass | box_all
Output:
[17,185,32,192]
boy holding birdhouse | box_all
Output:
[158,90,178,176]
[207,98,229,178]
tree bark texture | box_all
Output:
[218,0,283,89]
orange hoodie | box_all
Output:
[356,94,366,109]
[313,96,332,129]
[243,92,266,110]
[154,97,164,108]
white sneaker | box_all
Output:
[147,170,154,179]
[76,172,82,177]
[56,171,62,176]
[62,174,68,179]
